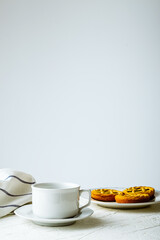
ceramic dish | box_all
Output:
[84,188,160,209]
[14,204,94,226]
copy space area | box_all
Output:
[0,0,160,189]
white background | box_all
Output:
[0,0,160,189]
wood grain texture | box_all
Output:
[0,203,160,240]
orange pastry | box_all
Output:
[123,186,155,200]
[115,192,150,203]
[91,189,123,202]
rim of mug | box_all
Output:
[32,182,80,190]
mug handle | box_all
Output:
[79,189,91,211]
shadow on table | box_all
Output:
[117,202,160,214]
[68,215,109,230]
[34,216,108,230]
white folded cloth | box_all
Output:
[0,169,35,218]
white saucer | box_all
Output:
[91,189,160,209]
[14,204,94,227]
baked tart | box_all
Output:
[91,188,123,202]
[115,192,150,203]
[123,186,155,200]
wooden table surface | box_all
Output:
[1,202,160,240]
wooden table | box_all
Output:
[1,202,160,240]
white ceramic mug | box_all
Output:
[32,182,91,219]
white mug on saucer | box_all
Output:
[32,182,91,219]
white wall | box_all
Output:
[0,0,160,189]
